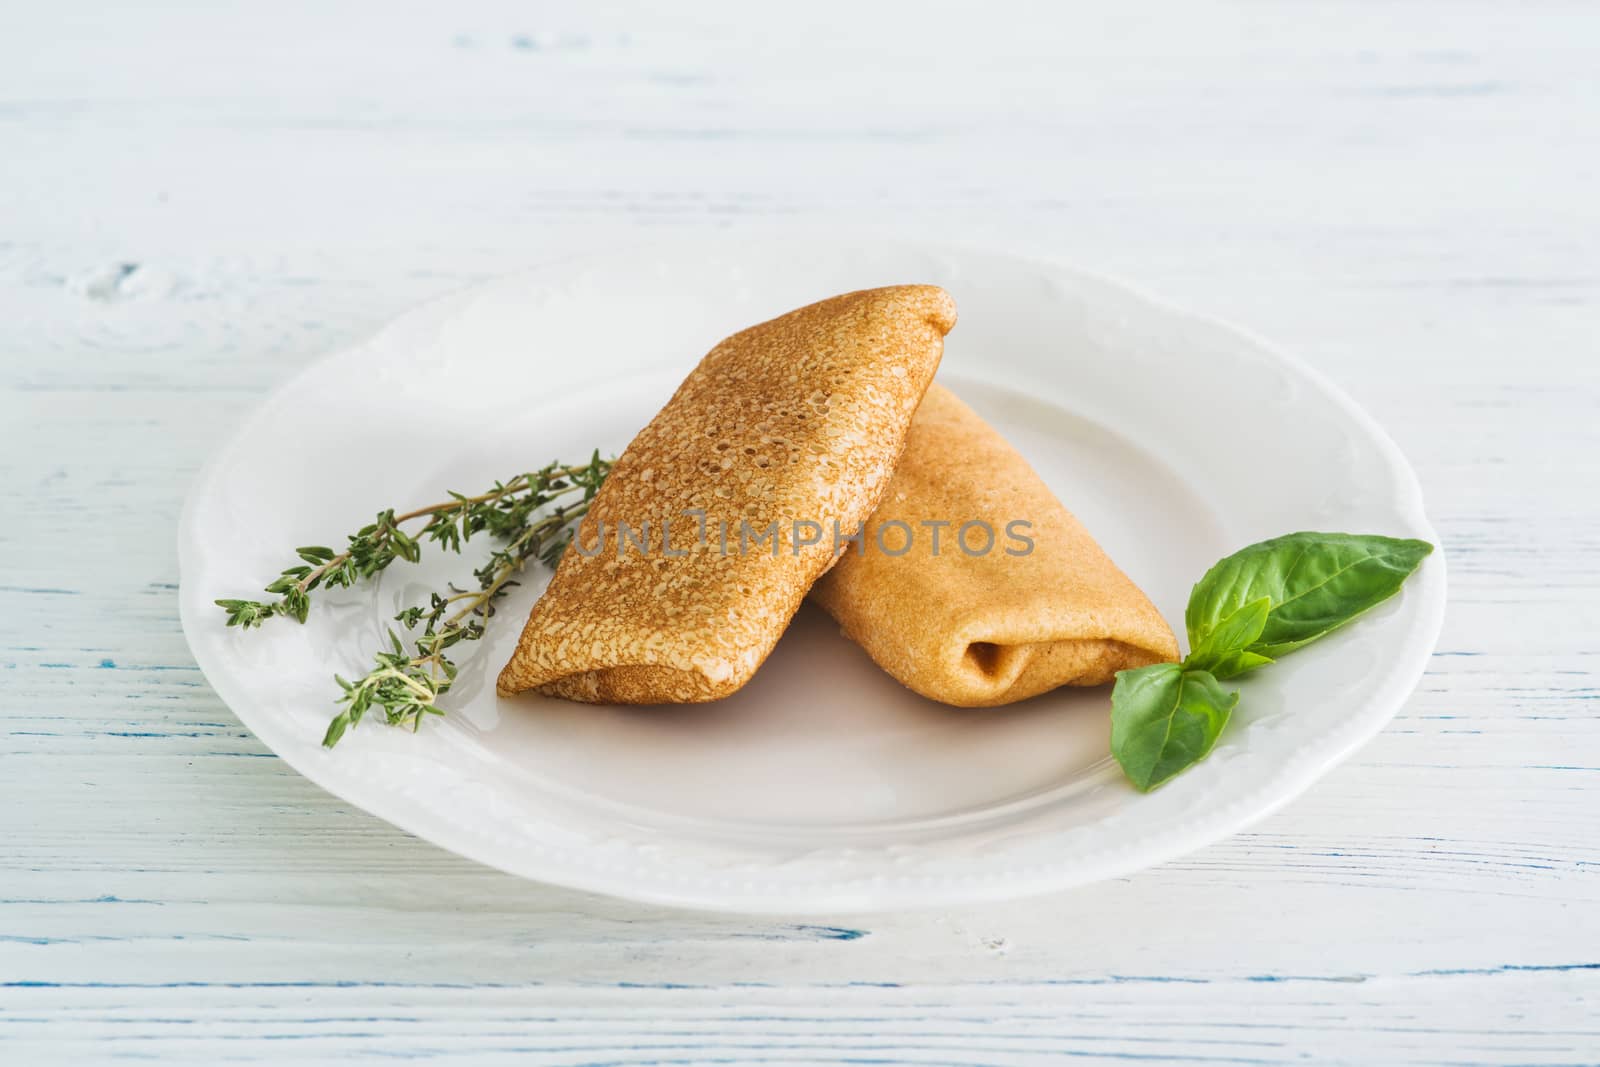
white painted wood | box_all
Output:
[2,0,1596,1062]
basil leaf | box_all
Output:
[1185,532,1433,662]
[1184,595,1273,679]
[1197,647,1274,681]
[1111,531,1432,792]
[1110,663,1238,792]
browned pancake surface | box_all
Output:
[498,285,957,703]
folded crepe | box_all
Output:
[497,285,957,703]
[809,383,1179,706]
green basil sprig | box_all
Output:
[1111,532,1434,791]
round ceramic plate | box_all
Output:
[178,238,1445,913]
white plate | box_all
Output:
[179,238,1445,913]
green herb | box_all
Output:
[1111,663,1238,791]
[1185,532,1436,671]
[1112,532,1434,791]
[217,454,612,746]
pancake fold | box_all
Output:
[810,383,1179,706]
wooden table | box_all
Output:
[3,2,1596,1062]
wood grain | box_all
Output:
[2,1,1596,1062]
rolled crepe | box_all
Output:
[497,285,957,703]
[809,383,1179,706]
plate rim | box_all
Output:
[178,236,1447,913]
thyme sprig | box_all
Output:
[216,455,609,628]
[216,453,611,746]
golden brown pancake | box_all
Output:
[497,285,957,703]
[809,383,1178,706]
